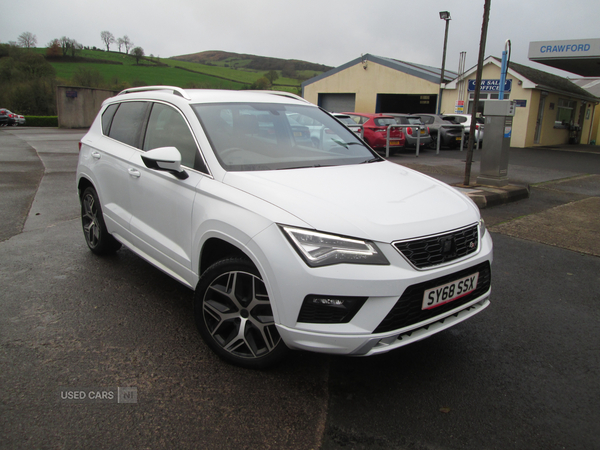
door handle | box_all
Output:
[128,168,141,178]
[91,151,101,160]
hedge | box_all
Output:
[23,116,59,127]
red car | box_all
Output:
[343,112,406,152]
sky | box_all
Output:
[2,0,599,78]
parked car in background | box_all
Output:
[416,114,466,149]
[343,112,406,153]
[443,114,484,145]
[76,86,492,369]
[15,114,26,126]
[332,113,363,136]
[387,114,432,148]
[0,109,16,126]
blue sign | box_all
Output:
[468,79,512,92]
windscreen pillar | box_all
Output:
[477,100,515,187]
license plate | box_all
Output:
[420,129,425,135]
[422,273,479,310]
[456,136,462,141]
[390,140,400,146]
[293,131,303,137]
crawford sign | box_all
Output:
[528,38,600,76]
[529,39,600,59]
[468,79,512,92]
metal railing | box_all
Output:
[385,125,425,157]
[435,125,466,154]
[380,124,480,158]
[385,125,404,158]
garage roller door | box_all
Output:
[318,94,356,113]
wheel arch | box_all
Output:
[199,237,252,276]
[77,176,95,199]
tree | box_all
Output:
[132,47,144,64]
[0,49,56,116]
[17,32,37,49]
[59,36,71,56]
[46,39,61,57]
[68,39,83,58]
[117,37,124,52]
[252,77,271,90]
[100,31,115,52]
[264,70,279,84]
[122,35,133,54]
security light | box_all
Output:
[439,11,451,20]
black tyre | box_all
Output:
[429,133,438,149]
[80,187,121,255]
[194,258,288,369]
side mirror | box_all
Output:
[141,147,189,180]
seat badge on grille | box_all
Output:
[440,237,456,257]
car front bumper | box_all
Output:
[251,223,493,356]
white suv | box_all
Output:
[76,86,493,368]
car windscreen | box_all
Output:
[193,103,379,171]
[335,116,356,125]
[442,116,461,124]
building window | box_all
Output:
[490,93,510,100]
[555,99,577,127]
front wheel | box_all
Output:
[194,258,288,369]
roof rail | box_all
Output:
[117,86,192,100]
[255,90,311,104]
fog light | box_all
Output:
[313,297,345,307]
[297,295,367,324]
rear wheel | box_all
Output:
[80,187,121,255]
[194,258,288,369]
[429,133,438,149]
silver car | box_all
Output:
[387,114,432,148]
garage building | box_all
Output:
[442,56,598,147]
[303,51,599,148]
[302,53,456,115]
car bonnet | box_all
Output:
[222,161,479,243]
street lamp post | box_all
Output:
[437,11,451,114]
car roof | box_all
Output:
[114,86,313,107]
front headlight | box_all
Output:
[280,226,390,267]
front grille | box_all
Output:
[373,261,491,334]
[394,224,478,269]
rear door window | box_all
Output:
[101,104,119,135]
[107,102,149,148]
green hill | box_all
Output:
[0,45,332,115]
[39,48,330,93]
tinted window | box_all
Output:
[144,103,205,171]
[101,103,119,135]
[420,116,434,124]
[374,118,396,126]
[108,102,149,148]
[337,116,356,125]
[442,117,460,124]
